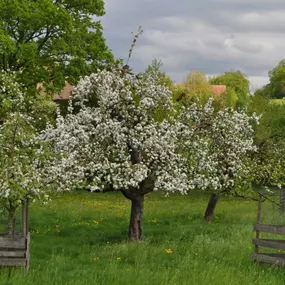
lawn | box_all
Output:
[1,191,285,285]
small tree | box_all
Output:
[0,71,57,236]
[41,67,190,241]
[0,112,54,236]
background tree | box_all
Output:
[184,70,213,105]
[210,71,250,109]
[249,91,285,196]
[180,99,258,222]
[173,70,213,106]
[267,60,285,99]
[213,87,238,110]
[143,59,173,88]
[0,0,114,93]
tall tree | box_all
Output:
[0,0,114,92]
[210,71,250,109]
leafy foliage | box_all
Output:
[0,0,114,92]
[267,60,285,99]
[0,71,56,129]
[143,59,173,89]
[210,71,250,109]
[182,70,213,105]
[0,113,53,209]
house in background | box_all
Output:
[36,82,74,102]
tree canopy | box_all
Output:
[0,0,114,92]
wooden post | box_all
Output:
[280,187,285,214]
[25,232,30,271]
[21,198,28,238]
[255,194,262,254]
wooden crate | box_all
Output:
[0,198,30,271]
[0,233,30,270]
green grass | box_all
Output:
[1,191,285,285]
[270,99,285,105]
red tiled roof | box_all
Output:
[211,85,227,96]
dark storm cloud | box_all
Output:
[101,0,285,88]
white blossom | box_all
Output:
[41,68,189,194]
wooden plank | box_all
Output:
[255,194,262,253]
[0,251,25,258]
[25,232,30,271]
[253,239,285,250]
[254,224,285,235]
[251,253,285,266]
[0,233,23,237]
[0,236,25,250]
[0,258,26,267]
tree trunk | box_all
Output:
[128,195,144,241]
[204,193,220,223]
[8,205,16,237]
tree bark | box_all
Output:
[128,195,144,241]
[121,176,154,241]
[204,193,220,223]
[8,205,17,237]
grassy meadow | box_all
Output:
[1,191,285,285]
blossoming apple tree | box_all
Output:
[180,99,258,222]
[41,67,191,241]
[0,71,57,236]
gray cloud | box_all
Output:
[101,0,285,89]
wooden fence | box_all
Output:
[251,193,285,266]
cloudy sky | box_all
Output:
[101,0,285,90]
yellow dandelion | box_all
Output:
[116,257,121,261]
[93,257,99,262]
[164,249,173,254]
